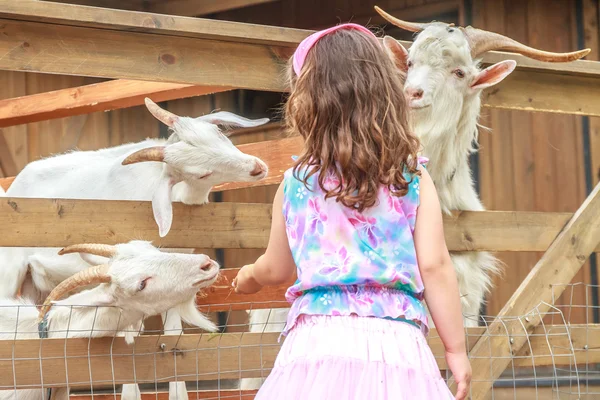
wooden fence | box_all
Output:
[0,1,600,399]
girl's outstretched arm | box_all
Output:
[233,181,296,294]
[413,168,471,400]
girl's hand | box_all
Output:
[232,264,263,294]
[445,350,471,400]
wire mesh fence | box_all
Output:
[0,285,598,400]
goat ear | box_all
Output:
[470,60,516,90]
[152,173,176,238]
[383,36,409,72]
[176,297,218,332]
[197,111,270,129]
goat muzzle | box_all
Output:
[250,161,267,177]
[38,264,112,321]
[122,146,166,165]
[59,243,117,258]
[374,6,590,62]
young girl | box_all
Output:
[233,23,471,400]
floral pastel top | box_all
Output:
[281,157,430,337]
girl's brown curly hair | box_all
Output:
[284,28,421,212]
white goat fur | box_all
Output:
[1,105,269,400]
[0,240,219,400]
[243,26,517,388]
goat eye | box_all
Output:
[407,60,413,68]
[138,278,150,291]
[453,69,465,78]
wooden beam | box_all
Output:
[1,1,597,77]
[457,182,600,399]
[0,80,232,128]
[0,196,599,252]
[196,268,295,312]
[0,324,595,389]
[0,18,290,92]
[71,391,259,400]
[45,1,146,12]
[0,2,597,115]
[0,0,312,47]
[148,0,278,17]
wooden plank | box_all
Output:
[0,196,599,252]
[0,1,597,77]
[0,324,596,389]
[0,2,596,116]
[196,268,294,312]
[67,387,600,400]
[71,391,258,400]
[0,18,291,92]
[148,0,278,17]
[46,0,146,12]
[459,182,600,399]
[214,136,301,192]
[0,80,232,128]
[0,0,312,47]
[481,69,600,117]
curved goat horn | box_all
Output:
[461,26,591,62]
[144,97,179,127]
[374,6,428,32]
[58,243,117,258]
[122,146,165,166]
[38,264,111,320]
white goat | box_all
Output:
[244,10,591,370]
[376,6,589,328]
[1,98,269,400]
[0,240,220,400]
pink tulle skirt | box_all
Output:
[255,314,454,400]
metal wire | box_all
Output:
[0,287,598,400]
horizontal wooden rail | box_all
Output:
[0,1,597,116]
[0,197,597,251]
[196,268,293,312]
[71,391,258,400]
[0,80,232,128]
[0,324,595,389]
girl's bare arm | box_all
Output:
[413,168,466,354]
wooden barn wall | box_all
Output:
[471,0,597,320]
[0,0,597,324]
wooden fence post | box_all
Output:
[449,181,600,399]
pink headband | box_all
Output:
[292,23,380,76]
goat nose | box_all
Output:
[406,88,424,100]
[250,161,266,177]
[200,260,213,272]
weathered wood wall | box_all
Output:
[0,0,597,323]
[472,0,598,320]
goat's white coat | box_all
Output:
[0,240,219,400]
[1,106,269,400]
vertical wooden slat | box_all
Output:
[0,71,28,173]
[583,0,600,322]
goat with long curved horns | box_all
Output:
[371,5,590,328]
[245,10,592,362]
